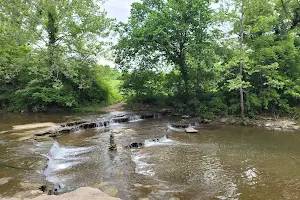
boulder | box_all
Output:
[141,114,154,119]
[185,127,198,133]
[113,114,125,118]
[133,183,143,188]
[35,131,53,137]
[170,124,189,128]
[0,177,12,185]
[61,121,87,127]
[203,119,212,124]
[58,127,76,134]
[111,117,129,123]
[182,115,191,119]
[79,122,98,129]
[125,142,144,149]
[220,118,228,123]
[39,185,47,192]
[5,187,121,200]
[0,140,8,145]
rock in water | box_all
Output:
[0,177,12,185]
[182,115,191,119]
[39,185,47,192]
[109,133,117,151]
[185,127,198,133]
[203,119,212,124]
[124,142,144,149]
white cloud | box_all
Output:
[100,0,139,67]
[104,0,139,22]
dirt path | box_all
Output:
[101,102,125,113]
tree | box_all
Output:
[0,0,115,111]
[221,0,300,116]
[0,0,35,108]
[219,0,250,118]
[30,0,113,88]
[116,0,213,101]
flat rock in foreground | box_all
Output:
[3,187,121,200]
[185,127,198,133]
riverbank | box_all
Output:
[212,116,300,131]
[2,187,121,200]
[2,110,298,145]
[3,101,299,132]
[125,103,300,132]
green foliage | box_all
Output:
[1,0,300,117]
[121,70,166,104]
[0,0,116,112]
[115,0,300,118]
[116,0,214,99]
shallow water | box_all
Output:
[1,112,300,199]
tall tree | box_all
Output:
[0,0,115,111]
[116,0,213,101]
[222,0,300,116]
[221,0,249,118]
[30,0,113,86]
[239,1,245,118]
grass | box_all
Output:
[74,79,123,113]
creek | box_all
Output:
[1,111,300,199]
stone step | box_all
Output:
[185,127,198,133]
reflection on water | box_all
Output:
[1,113,300,199]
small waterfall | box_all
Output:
[109,119,119,126]
[131,136,175,177]
[96,122,105,129]
[43,142,93,180]
[129,115,143,122]
[144,135,174,147]
[167,124,185,132]
[131,151,155,176]
[73,126,83,132]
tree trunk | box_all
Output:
[239,1,245,119]
[179,49,189,102]
[179,58,189,103]
[47,9,57,70]
[196,64,201,96]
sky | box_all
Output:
[104,0,139,22]
[99,0,138,67]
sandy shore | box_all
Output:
[2,187,121,200]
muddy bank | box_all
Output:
[2,187,121,200]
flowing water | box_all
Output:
[1,112,300,199]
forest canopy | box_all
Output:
[115,0,300,118]
[0,0,120,112]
